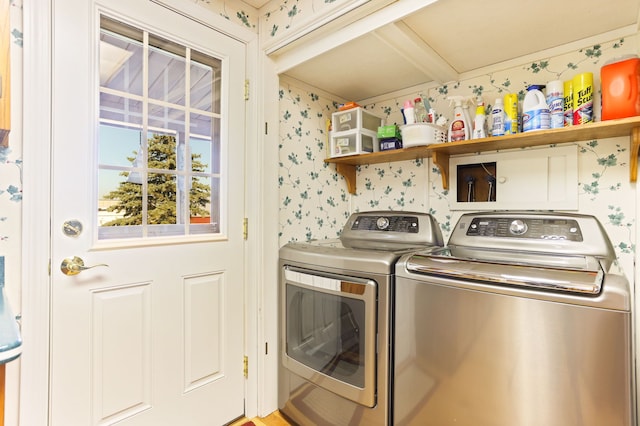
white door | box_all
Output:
[50,1,246,425]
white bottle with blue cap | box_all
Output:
[523,85,550,132]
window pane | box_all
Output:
[190,112,219,174]
[190,61,213,112]
[148,35,186,106]
[100,94,143,125]
[191,137,211,174]
[99,169,131,225]
[99,124,142,167]
[191,51,221,114]
[148,104,186,137]
[147,172,177,227]
[190,112,212,142]
[99,168,143,226]
[189,175,213,233]
[100,18,143,96]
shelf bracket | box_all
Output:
[431,151,450,190]
[336,163,357,194]
[631,127,640,183]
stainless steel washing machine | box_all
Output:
[394,211,634,426]
[278,211,444,426]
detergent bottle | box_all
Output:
[522,85,550,132]
[601,57,640,120]
[447,96,472,142]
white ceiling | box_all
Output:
[240,0,270,9]
[272,0,640,101]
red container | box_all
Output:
[601,57,640,120]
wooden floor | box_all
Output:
[228,410,292,426]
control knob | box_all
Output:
[376,216,390,230]
[509,219,528,235]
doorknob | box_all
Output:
[60,256,109,276]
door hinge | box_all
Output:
[243,217,248,240]
[244,79,250,101]
[243,355,248,378]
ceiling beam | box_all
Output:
[270,0,440,75]
[372,21,458,84]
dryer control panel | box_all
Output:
[351,215,420,233]
[340,211,444,250]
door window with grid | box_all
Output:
[98,16,223,240]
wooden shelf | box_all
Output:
[325,116,640,194]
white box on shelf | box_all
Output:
[332,107,382,133]
[330,129,379,158]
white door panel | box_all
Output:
[51,1,246,425]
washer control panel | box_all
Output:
[466,217,583,241]
[351,215,419,233]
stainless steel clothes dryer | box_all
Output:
[278,211,443,426]
[394,211,634,426]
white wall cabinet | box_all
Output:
[449,145,578,211]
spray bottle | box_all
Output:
[447,96,472,142]
[472,97,487,139]
[463,98,474,132]
[414,97,428,123]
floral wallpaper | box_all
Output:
[192,0,352,40]
[1,0,23,287]
[261,0,343,40]
[191,0,259,30]
[278,35,638,280]
[0,1,23,424]
[279,81,352,241]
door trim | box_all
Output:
[20,3,264,424]
[20,2,52,425]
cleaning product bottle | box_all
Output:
[572,72,594,125]
[546,80,564,129]
[462,97,473,132]
[503,93,519,134]
[472,97,487,139]
[403,100,415,124]
[563,80,573,126]
[414,97,428,122]
[428,108,436,123]
[491,98,505,137]
[601,57,640,120]
[447,96,471,142]
[522,85,550,132]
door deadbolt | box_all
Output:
[62,220,83,237]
